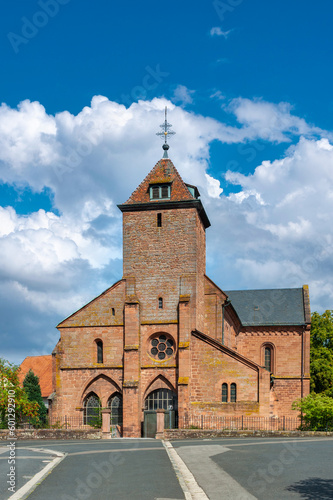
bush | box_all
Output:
[292,393,333,431]
[0,358,39,428]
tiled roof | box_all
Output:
[18,355,53,398]
[225,288,307,326]
[123,158,195,204]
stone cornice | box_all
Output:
[118,199,211,229]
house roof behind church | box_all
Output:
[225,288,308,326]
[18,355,53,398]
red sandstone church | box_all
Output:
[50,122,311,437]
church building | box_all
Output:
[50,113,311,437]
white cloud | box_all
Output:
[205,174,223,198]
[210,27,231,38]
[172,85,195,106]
[207,136,333,314]
[227,98,325,142]
[1,96,333,363]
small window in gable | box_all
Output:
[150,184,171,200]
[158,297,163,309]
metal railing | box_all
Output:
[16,414,333,433]
[19,415,100,430]
[179,414,302,432]
[18,415,124,434]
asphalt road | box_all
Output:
[1,437,333,499]
[14,439,185,500]
[173,437,333,499]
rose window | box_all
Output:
[150,334,175,360]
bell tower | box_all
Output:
[117,109,210,435]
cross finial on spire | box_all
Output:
[156,106,176,158]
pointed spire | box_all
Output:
[156,106,176,158]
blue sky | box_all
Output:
[1,0,333,364]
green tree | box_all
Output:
[292,393,333,430]
[23,369,47,426]
[310,310,333,394]
[0,358,39,429]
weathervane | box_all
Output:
[156,106,176,158]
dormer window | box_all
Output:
[149,184,171,200]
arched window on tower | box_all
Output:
[222,383,228,402]
[96,340,103,364]
[158,297,163,309]
[230,383,237,403]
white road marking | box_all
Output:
[163,440,209,500]
[8,448,66,500]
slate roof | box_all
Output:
[19,355,53,398]
[123,158,195,204]
[225,288,307,326]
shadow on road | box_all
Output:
[286,477,333,499]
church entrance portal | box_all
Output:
[143,388,177,437]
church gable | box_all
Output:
[190,330,267,408]
[57,280,125,328]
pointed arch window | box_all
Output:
[222,383,228,402]
[108,393,123,426]
[96,340,103,364]
[83,393,101,426]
